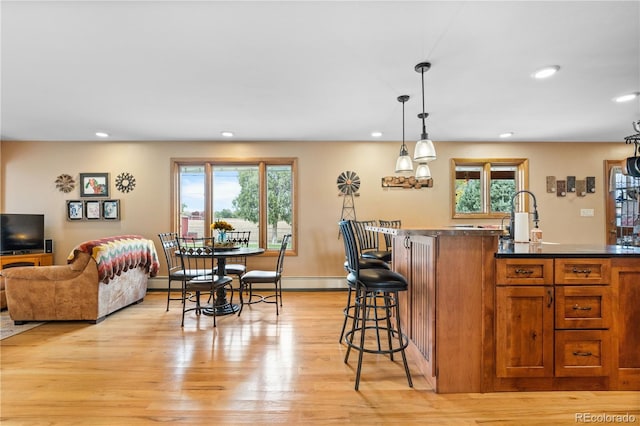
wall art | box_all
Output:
[80,173,109,197]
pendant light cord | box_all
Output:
[421,68,427,140]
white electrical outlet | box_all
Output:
[580,208,595,217]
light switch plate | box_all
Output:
[580,208,594,217]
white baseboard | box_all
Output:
[147,276,348,291]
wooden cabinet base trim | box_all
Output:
[491,376,609,392]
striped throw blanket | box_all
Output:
[68,235,159,284]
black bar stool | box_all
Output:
[338,220,413,391]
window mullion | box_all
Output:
[483,162,492,214]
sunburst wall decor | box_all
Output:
[115,172,136,193]
[55,174,76,193]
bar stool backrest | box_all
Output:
[352,220,380,255]
[378,219,401,251]
[339,220,361,277]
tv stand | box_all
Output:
[0,252,53,269]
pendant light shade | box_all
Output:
[415,163,432,179]
[395,95,413,173]
[414,62,437,163]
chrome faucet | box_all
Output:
[509,190,540,240]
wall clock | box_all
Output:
[115,172,136,193]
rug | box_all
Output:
[0,310,44,340]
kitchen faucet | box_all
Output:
[509,190,540,241]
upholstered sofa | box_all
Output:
[1,235,159,324]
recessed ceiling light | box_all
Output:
[613,92,639,103]
[499,132,514,138]
[371,131,383,138]
[95,132,109,138]
[221,131,234,137]
[532,65,560,79]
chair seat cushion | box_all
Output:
[361,250,392,263]
[170,268,210,280]
[241,270,279,283]
[344,258,390,271]
[225,264,246,275]
[347,268,407,291]
[188,274,233,285]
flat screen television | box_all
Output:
[0,213,45,254]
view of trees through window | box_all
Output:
[452,160,527,218]
[176,161,295,251]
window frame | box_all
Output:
[450,158,529,219]
[171,157,298,256]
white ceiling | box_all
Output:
[1,1,639,143]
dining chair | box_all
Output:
[222,230,251,287]
[238,234,291,316]
[352,220,392,262]
[176,236,234,327]
[378,219,402,251]
[158,232,202,311]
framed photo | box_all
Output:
[67,200,84,220]
[102,200,120,220]
[85,200,101,220]
[80,173,109,197]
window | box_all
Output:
[173,159,296,254]
[451,158,529,219]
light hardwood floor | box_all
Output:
[1,291,638,425]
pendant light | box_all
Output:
[394,95,413,173]
[414,62,437,163]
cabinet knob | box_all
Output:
[515,268,533,275]
[572,351,593,357]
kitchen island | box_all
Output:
[379,226,640,393]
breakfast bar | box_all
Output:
[375,226,640,393]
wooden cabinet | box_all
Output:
[496,285,554,378]
[494,257,621,391]
[393,234,436,386]
[393,231,498,393]
[0,252,53,269]
[611,258,640,390]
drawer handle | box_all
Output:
[572,304,592,311]
[515,268,534,275]
[572,351,593,357]
[572,267,592,275]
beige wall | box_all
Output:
[0,140,630,280]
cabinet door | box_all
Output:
[611,259,640,390]
[496,286,554,378]
[392,235,410,335]
[409,235,436,375]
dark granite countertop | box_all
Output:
[495,242,640,258]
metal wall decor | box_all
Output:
[115,172,136,193]
[55,174,76,193]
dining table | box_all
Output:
[205,246,265,316]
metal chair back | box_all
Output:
[352,220,380,254]
[378,219,401,251]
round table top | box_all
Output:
[212,247,265,257]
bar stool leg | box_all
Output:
[394,291,413,388]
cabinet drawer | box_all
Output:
[555,330,611,377]
[555,286,611,329]
[554,259,610,285]
[496,258,553,285]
